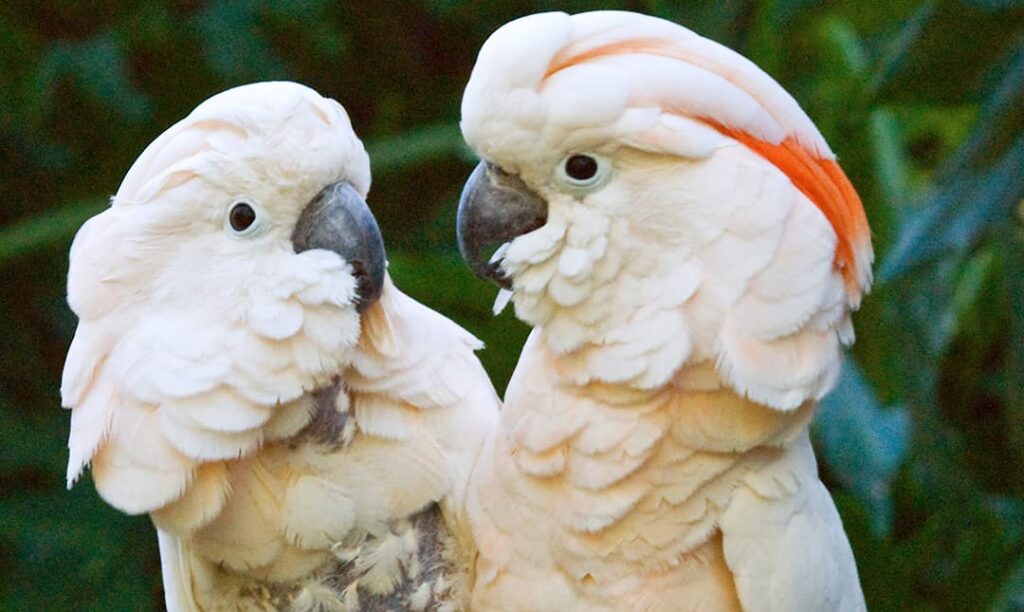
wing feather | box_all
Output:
[720,435,865,612]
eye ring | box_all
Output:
[227,201,260,236]
[555,153,610,193]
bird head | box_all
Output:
[61,82,386,511]
[458,11,872,405]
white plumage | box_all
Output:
[63,82,498,610]
[460,11,871,611]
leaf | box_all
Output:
[263,0,345,58]
[0,485,160,611]
[867,0,936,96]
[33,31,151,121]
[0,394,66,475]
[878,132,1024,282]
[866,107,913,250]
[940,32,1024,176]
[0,197,107,264]
[869,109,913,211]
[870,1,1024,104]
[992,555,1024,612]
[878,32,1024,281]
[193,0,289,82]
[366,124,465,174]
[814,356,911,536]
[644,0,751,49]
[822,16,870,76]
[1002,222,1024,477]
[948,247,999,337]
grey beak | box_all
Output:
[456,161,548,289]
[293,181,386,312]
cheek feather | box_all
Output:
[703,121,871,303]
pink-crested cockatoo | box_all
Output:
[62,81,498,611]
[457,11,871,611]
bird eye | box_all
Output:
[565,155,598,181]
[556,153,609,192]
[229,202,257,233]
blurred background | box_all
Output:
[1,0,1022,609]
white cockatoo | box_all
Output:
[61,81,499,611]
[457,11,871,611]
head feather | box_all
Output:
[462,11,873,302]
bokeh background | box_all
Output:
[1,1,1022,609]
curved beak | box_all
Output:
[292,181,386,312]
[456,161,548,289]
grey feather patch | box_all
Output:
[314,505,464,611]
[291,381,354,450]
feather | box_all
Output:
[512,408,586,454]
[66,375,115,487]
[166,388,273,433]
[707,122,872,300]
[151,461,232,535]
[354,394,419,441]
[60,324,111,407]
[157,400,264,461]
[513,446,567,477]
[492,288,514,315]
[247,298,306,341]
[157,528,208,612]
[262,395,317,441]
[720,435,866,611]
[557,478,648,533]
[565,447,650,490]
[192,459,286,572]
[281,476,357,550]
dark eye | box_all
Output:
[557,153,609,192]
[229,202,257,232]
[564,154,598,181]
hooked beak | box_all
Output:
[292,181,386,312]
[456,161,548,289]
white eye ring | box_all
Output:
[225,199,266,237]
[555,153,610,193]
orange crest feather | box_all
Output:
[543,36,871,300]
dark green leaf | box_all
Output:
[0,197,106,264]
[991,554,1024,612]
[814,357,911,536]
[0,485,160,611]
[867,1,935,96]
[194,0,289,82]
[1002,222,1024,482]
[33,31,151,120]
[878,133,1024,281]
[367,124,465,175]
[870,1,1024,104]
[941,33,1024,176]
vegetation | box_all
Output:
[1,1,1021,609]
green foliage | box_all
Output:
[814,358,910,538]
[0,1,1021,608]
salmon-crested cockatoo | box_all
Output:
[457,11,871,611]
[62,81,499,611]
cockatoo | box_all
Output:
[61,81,499,611]
[457,11,871,611]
